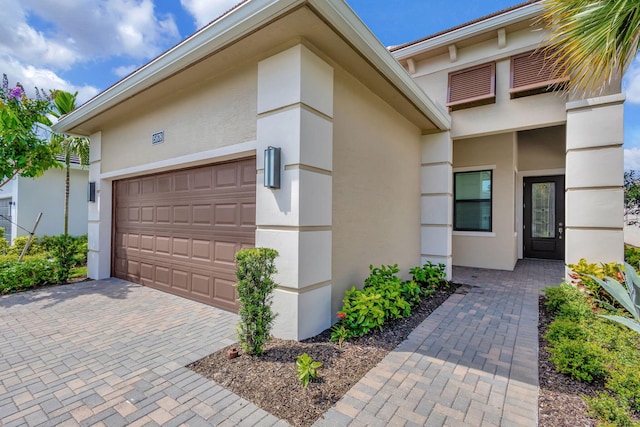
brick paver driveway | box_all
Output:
[0,279,284,426]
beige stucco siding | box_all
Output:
[100,64,258,173]
[453,133,517,270]
[332,66,421,315]
[517,125,565,171]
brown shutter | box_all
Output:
[510,50,567,97]
[447,62,495,110]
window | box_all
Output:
[447,62,495,111]
[454,170,492,232]
[510,49,568,98]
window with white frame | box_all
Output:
[454,170,492,232]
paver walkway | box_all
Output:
[1,259,563,426]
[315,259,565,427]
[0,279,284,426]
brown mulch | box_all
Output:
[538,295,600,427]
[188,285,459,427]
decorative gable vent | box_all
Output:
[446,62,496,110]
[510,49,567,98]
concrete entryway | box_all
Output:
[0,279,283,426]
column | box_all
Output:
[256,44,333,340]
[421,131,453,278]
[87,131,113,279]
[565,93,625,265]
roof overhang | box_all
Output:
[53,0,450,136]
[391,2,544,61]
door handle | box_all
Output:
[558,226,563,240]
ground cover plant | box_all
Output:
[0,234,88,294]
[541,269,640,426]
[189,261,458,426]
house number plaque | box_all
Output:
[151,131,164,145]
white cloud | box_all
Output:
[625,148,640,171]
[113,64,140,78]
[0,55,99,104]
[624,55,640,104]
[180,0,243,29]
[0,0,179,71]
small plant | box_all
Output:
[589,262,640,334]
[296,353,322,388]
[586,393,638,427]
[543,282,593,321]
[364,264,401,288]
[409,262,447,290]
[235,248,279,356]
[47,234,79,282]
[330,316,349,347]
[0,257,58,293]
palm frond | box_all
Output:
[539,0,640,95]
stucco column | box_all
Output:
[255,44,333,340]
[420,131,453,278]
[87,131,113,279]
[565,93,625,266]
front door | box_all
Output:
[524,175,565,260]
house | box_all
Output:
[52,0,624,340]
[0,159,88,242]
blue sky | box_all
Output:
[2,0,638,167]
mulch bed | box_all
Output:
[188,285,459,427]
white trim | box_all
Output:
[392,2,543,61]
[53,0,450,135]
[453,231,496,237]
[453,164,496,173]
[516,168,566,259]
[101,141,257,180]
[565,93,626,111]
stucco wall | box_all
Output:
[517,125,565,171]
[332,66,421,315]
[100,64,257,173]
[453,133,517,270]
[410,26,567,139]
[17,167,89,237]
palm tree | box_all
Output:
[539,0,640,95]
[50,91,89,235]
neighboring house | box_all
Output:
[53,0,624,340]
[0,159,89,242]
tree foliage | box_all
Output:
[50,90,89,234]
[540,0,640,94]
[0,74,59,189]
[625,170,640,224]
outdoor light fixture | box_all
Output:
[88,182,96,202]
[264,146,281,189]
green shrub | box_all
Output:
[548,338,608,382]
[364,264,401,288]
[586,393,639,427]
[625,245,640,269]
[568,258,622,307]
[607,362,640,412]
[544,282,593,321]
[0,236,8,255]
[235,247,279,356]
[544,318,587,343]
[40,234,88,267]
[334,266,425,341]
[409,261,448,290]
[7,236,43,256]
[0,257,57,293]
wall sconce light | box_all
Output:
[88,182,96,202]
[264,146,281,189]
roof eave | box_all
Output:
[53,0,450,135]
[392,2,544,62]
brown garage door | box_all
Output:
[113,158,256,312]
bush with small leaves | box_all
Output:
[235,248,279,356]
[586,393,639,427]
[544,282,593,321]
[0,257,57,293]
[409,261,448,290]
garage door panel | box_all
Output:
[114,157,256,312]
